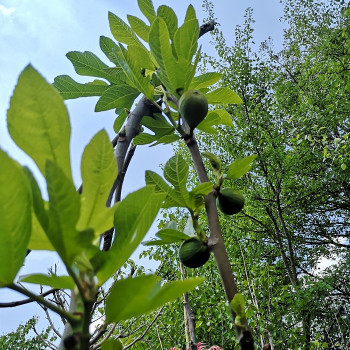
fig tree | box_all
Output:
[179,89,208,131]
[216,188,245,215]
[178,236,210,268]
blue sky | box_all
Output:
[0,0,284,337]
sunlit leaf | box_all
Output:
[95,85,140,112]
[7,65,72,180]
[20,273,75,290]
[53,75,109,100]
[137,0,156,23]
[226,155,257,180]
[206,87,243,104]
[77,130,118,238]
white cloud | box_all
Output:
[0,4,15,16]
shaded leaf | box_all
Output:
[105,275,203,323]
[0,150,32,287]
[94,186,165,285]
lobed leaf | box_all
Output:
[53,75,109,100]
[157,5,178,40]
[137,0,156,23]
[108,12,145,48]
[66,51,120,84]
[95,85,140,112]
[127,15,150,42]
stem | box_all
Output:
[185,135,255,349]
[8,283,81,327]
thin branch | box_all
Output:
[123,307,164,350]
[0,288,57,308]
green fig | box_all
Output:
[216,188,245,215]
[179,89,208,131]
[178,236,210,268]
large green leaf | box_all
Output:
[197,109,234,134]
[145,170,183,208]
[149,18,186,95]
[164,154,188,189]
[127,15,150,42]
[206,87,243,104]
[29,213,54,251]
[133,114,175,146]
[95,85,140,112]
[45,161,85,265]
[137,0,156,23]
[53,75,109,100]
[77,130,117,238]
[105,275,204,323]
[7,65,72,180]
[94,186,165,285]
[112,44,154,99]
[108,12,145,48]
[157,5,178,40]
[99,36,125,67]
[190,72,222,90]
[0,150,32,287]
[20,273,75,290]
[67,51,120,84]
[174,16,199,63]
[226,155,257,180]
[23,168,53,251]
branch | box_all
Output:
[185,135,255,349]
[123,307,164,350]
[8,284,81,328]
[0,288,57,308]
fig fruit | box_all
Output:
[179,89,208,131]
[178,236,210,268]
[216,188,245,215]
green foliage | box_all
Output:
[105,275,203,322]
[0,317,57,350]
[8,65,72,180]
[0,150,31,287]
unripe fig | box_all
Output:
[178,236,210,268]
[216,188,245,215]
[179,89,208,131]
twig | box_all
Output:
[123,307,164,350]
[0,288,57,308]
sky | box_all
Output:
[0,0,285,338]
